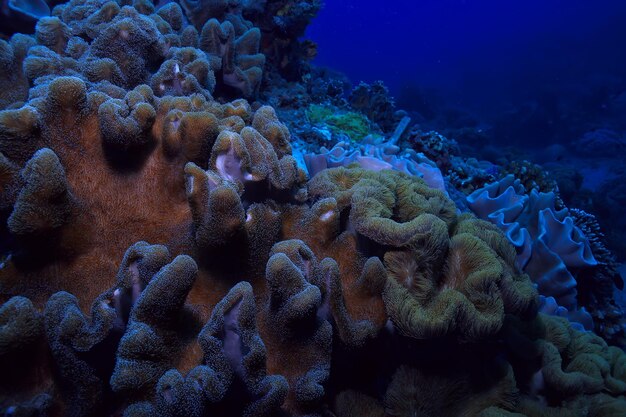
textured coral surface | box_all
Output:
[1,1,626,417]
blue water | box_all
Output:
[307,0,626,148]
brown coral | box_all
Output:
[0,74,307,312]
[15,0,266,104]
[198,18,265,97]
[307,167,536,341]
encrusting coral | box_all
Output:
[1,1,626,416]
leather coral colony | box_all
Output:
[1,1,626,417]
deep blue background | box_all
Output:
[306,0,626,143]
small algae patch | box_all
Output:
[306,104,373,142]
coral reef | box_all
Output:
[1,1,626,416]
[0,0,324,104]
[594,175,626,262]
[447,156,499,195]
[502,160,561,199]
[570,208,626,346]
[302,67,350,107]
[4,71,624,413]
[348,81,402,134]
[405,128,460,172]
[246,0,322,81]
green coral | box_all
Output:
[305,104,374,142]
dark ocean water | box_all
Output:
[307,0,626,150]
